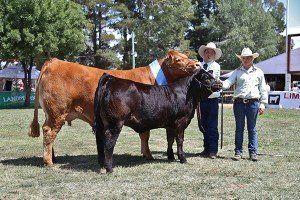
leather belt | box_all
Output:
[234,98,259,104]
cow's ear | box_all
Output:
[166,51,174,60]
[165,53,174,66]
[184,50,191,57]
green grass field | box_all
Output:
[0,108,299,199]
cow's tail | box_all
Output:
[93,73,111,134]
[28,64,46,137]
[93,73,111,165]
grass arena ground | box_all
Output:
[0,107,299,199]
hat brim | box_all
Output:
[198,45,222,60]
[236,53,259,59]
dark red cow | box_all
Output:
[93,69,221,172]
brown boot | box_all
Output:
[250,154,258,162]
[232,154,242,161]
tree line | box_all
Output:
[0,0,285,105]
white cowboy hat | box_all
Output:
[236,47,259,59]
[198,42,222,60]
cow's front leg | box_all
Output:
[104,128,121,173]
[139,131,153,160]
[166,128,175,161]
[176,130,187,163]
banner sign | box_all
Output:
[267,91,300,109]
[0,91,35,109]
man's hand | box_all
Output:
[258,108,265,115]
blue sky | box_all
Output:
[280,0,300,28]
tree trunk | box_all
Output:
[91,7,100,67]
[95,6,102,67]
[21,58,33,107]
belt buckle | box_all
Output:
[243,99,249,104]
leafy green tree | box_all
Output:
[186,0,218,60]
[128,0,193,66]
[206,0,279,69]
[0,0,87,106]
[113,0,137,69]
[263,0,286,53]
[75,0,121,68]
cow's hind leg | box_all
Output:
[104,127,121,173]
[139,131,154,160]
[166,128,175,161]
[94,121,105,166]
[42,119,64,166]
[176,130,187,163]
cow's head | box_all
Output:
[161,50,201,82]
[188,68,222,100]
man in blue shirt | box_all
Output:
[197,42,222,159]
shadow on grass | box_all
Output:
[0,152,172,172]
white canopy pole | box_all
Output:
[285,0,292,91]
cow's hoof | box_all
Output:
[99,168,106,174]
[44,163,55,167]
[179,158,187,163]
[106,168,113,173]
[143,154,154,160]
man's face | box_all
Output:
[203,49,216,62]
[241,56,254,67]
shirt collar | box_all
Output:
[202,60,214,65]
[240,65,256,72]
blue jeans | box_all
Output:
[233,101,259,155]
[199,98,219,153]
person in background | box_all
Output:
[197,42,222,159]
[222,47,268,161]
[17,79,24,91]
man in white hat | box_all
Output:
[197,42,222,159]
[222,47,268,161]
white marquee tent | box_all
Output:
[256,47,300,74]
[221,47,300,77]
[0,63,40,79]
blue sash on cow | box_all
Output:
[149,59,168,85]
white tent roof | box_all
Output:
[0,63,40,79]
[221,47,300,77]
[256,47,300,74]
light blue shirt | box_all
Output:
[202,61,221,98]
[222,65,268,109]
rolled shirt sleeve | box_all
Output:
[258,72,268,109]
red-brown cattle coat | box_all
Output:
[28,50,201,166]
